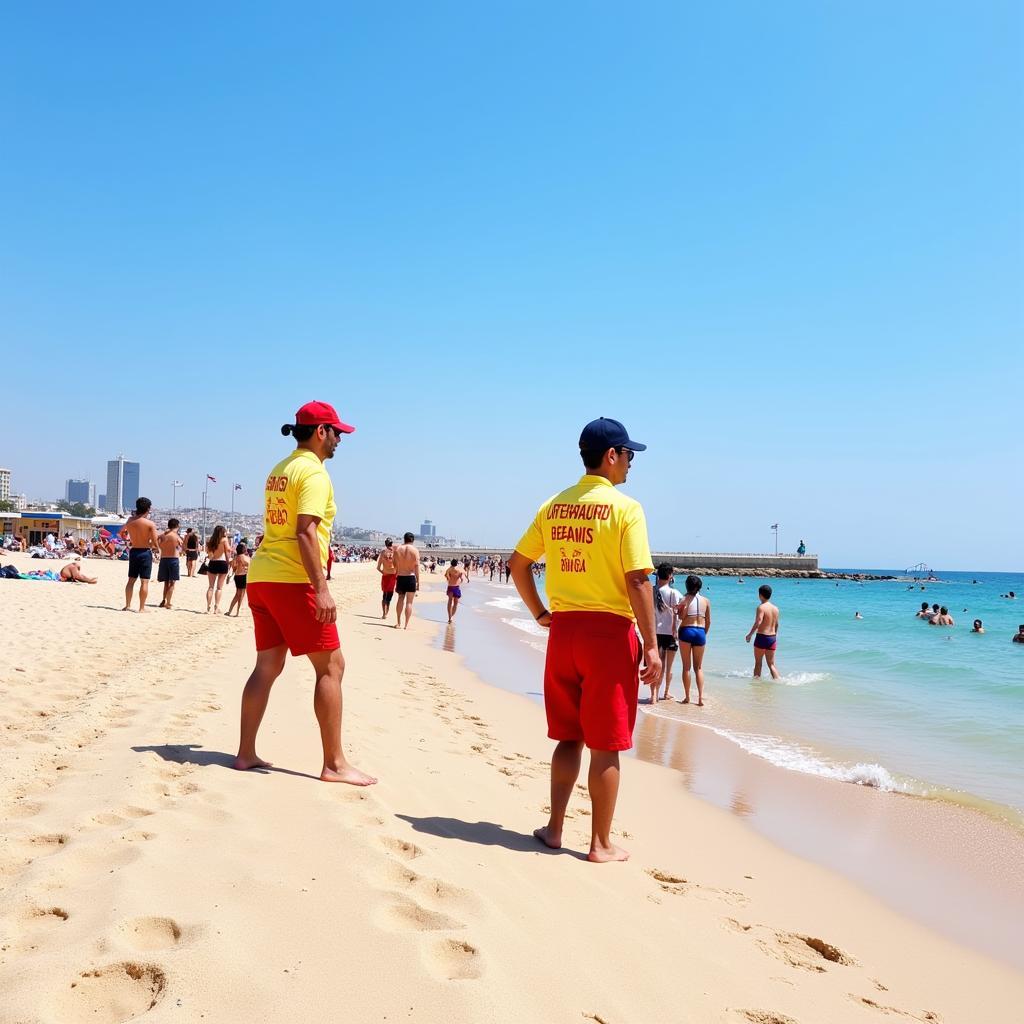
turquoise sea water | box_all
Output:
[438,569,1024,828]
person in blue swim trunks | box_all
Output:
[676,575,711,706]
[746,584,781,679]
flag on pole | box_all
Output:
[207,474,217,483]
[234,483,242,491]
[173,480,184,486]
[770,523,779,529]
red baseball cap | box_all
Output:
[294,400,355,434]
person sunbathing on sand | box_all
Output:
[60,560,97,584]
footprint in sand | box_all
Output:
[16,905,70,946]
[646,867,748,906]
[375,895,464,933]
[8,800,43,819]
[379,836,423,861]
[851,996,941,1022]
[747,926,856,973]
[116,917,185,952]
[373,861,482,914]
[54,962,166,1022]
[425,938,483,980]
[737,1012,800,1024]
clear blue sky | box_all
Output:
[2,2,1020,569]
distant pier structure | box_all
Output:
[418,546,820,576]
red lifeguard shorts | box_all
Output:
[248,582,340,657]
[381,573,398,594]
[543,611,640,751]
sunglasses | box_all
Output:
[615,447,635,463]
[322,424,344,438]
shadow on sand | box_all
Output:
[394,813,586,859]
[132,743,319,781]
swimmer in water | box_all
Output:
[971,619,984,634]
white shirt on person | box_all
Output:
[655,584,682,635]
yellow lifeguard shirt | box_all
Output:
[515,475,653,619]
[249,449,336,585]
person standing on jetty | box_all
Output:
[376,538,398,619]
[509,417,660,863]
[121,497,160,613]
[746,584,781,679]
[233,401,376,787]
[392,532,420,629]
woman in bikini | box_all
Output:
[676,574,712,706]
[204,525,232,614]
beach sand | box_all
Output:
[1,556,1021,1023]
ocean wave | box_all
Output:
[643,710,909,793]
[501,617,549,640]
[720,669,830,686]
[487,595,526,611]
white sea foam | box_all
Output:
[720,669,830,686]
[643,709,909,793]
[487,595,526,612]
[501,616,548,639]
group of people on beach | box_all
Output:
[114,498,252,615]
[649,568,782,706]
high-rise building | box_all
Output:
[66,478,94,505]
[0,467,10,503]
[98,494,106,511]
[420,519,436,538]
[105,456,141,514]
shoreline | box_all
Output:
[1,558,1021,1023]
[418,573,1024,970]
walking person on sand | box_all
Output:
[746,584,781,679]
[204,525,233,614]
[233,400,376,786]
[121,497,161,613]
[677,574,711,705]
[376,538,398,619]
[509,417,660,863]
[392,532,420,629]
[444,558,467,622]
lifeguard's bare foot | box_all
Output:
[533,825,562,849]
[680,698,689,704]
[321,765,377,786]
[232,755,273,771]
[588,842,629,863]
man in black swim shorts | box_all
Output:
[121,497,161,613]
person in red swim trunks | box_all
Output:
[509,417,660,863]
[376,538,398,619]
[233,401,377,787]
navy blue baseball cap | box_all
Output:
[578,417,647,453]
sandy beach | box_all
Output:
[1,557,1022,1024]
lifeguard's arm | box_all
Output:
[509,552,549,628]
[375,552,385,574]
[296,514,335,624]
[626,570,661,684]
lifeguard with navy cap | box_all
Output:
[233,401,377,787]
[508,416,660,862]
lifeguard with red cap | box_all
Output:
[233,401,377,786]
